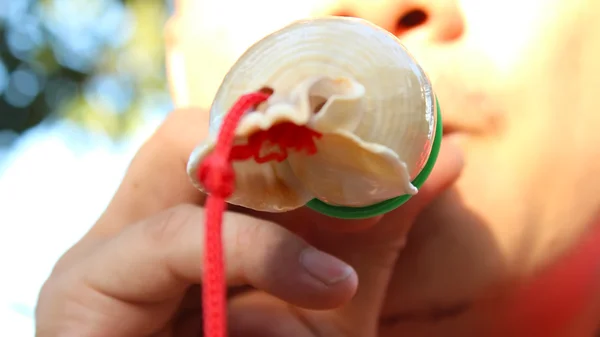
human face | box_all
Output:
[165,0,600,334]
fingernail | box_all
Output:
[300,247,354,285]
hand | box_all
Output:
[35,108,463,337]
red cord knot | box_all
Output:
[197,153,235,198]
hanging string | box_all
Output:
[197,91,270,337]
[197,89,322,337]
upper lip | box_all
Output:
[441,120,471,136]
[442,120,494,137]
[442,123,459,136]
[434,90,503,137]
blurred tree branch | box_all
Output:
[0,0,171,145]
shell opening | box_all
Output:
[258,86,275,96]
[251,86,275,112]
[306,77,363,115]
[301,76,366,134]
[309,95,327,114]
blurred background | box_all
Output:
[0,0,174,334]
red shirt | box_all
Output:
[503,222,600,336]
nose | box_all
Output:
[327,0,463,42]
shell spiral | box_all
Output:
[188,16,438,213]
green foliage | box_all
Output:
[0,0,171,144]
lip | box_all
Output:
[441,121,472,137]
[436,89,503,137]
[441,122,470,150]
[442,120,492,138]
[442,124,460,136]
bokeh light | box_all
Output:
[0,0,172,144]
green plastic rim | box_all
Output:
[306,96,443,219]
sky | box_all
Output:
[0,114,165,335]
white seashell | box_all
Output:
[187,17,438,212]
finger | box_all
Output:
[228,292,317,337]
[92,108,209,235]
[175,292,318,337]
[229,204,383,238]
[82,204,357,310]
[398,138,465,218]
[314,140,464,333]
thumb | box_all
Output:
[318,140,465,335]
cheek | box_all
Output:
[458,0,562,75]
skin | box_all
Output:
[36,0,600,336]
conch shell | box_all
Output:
[187,17,437,212]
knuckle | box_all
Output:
[228,217,259,272]
[36,269,82,333]
[232,216,271,254]
[51,237,106,276]
[229,216,279,276]
[37,272,112,337]
[142,204,200,247]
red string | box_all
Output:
[197,90,322,337]
[230,122,322,163]
[197,92,271,337]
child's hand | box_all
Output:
[35,108,463,337]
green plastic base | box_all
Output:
[306,96,443,219]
